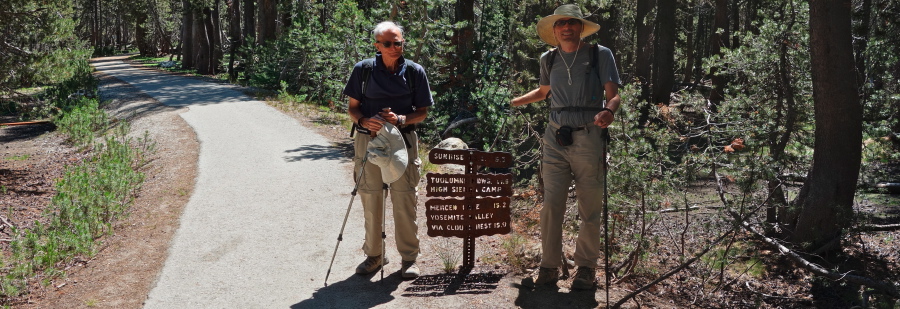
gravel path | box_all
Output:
[92,58,374,307]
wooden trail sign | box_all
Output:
[425,197,511,238]
[425,148,514,269]
[425,173,513,198]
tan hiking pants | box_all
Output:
[354,131,421,262]
[540,123,607,269]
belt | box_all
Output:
[550,106,605,112]
[352,123,416,148]
[548,121,592,131]
[353,123,416,135]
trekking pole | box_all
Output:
[602,128,611,309]
[381,183,389,282]
[324,156,369,286]
[560,202,572,280]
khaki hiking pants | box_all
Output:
[540,123,607,269]
[354,130,422,262]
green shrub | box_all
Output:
[1,97,149,301]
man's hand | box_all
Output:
[360,116,385,133]
[378,109,399,125]
[593,110,615,128]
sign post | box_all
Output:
[425,148,513,270]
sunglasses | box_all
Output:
[554,19,583,27]
[377,40,406,48]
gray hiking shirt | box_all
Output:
[540,44,621,128]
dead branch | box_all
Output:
[611,192,659,281]
[611,220,739,308]
[858,223,900,232]
[441,117,477,139]
[2,40,33,56]
[611,178,780,308]
[744,281,813,303]
[0,215,15,231]
[656,205,725,213]
[734,213,900,299]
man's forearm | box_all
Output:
[403,108,428,125]
[512,87,549,107]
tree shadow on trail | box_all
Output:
[401,271,504,297]
[291,272,401,309]
[0,123,55,143]
[283,143,353,162]
[512,282,600,309]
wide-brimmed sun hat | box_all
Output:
[536,4,601,46]
[367,122,409,184]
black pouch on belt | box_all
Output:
[555,126,574,147]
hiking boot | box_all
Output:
[571,266,596,290]
[401,260,420,279]
[356,255,389,275]
[522,267,559,287]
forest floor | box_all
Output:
[1,57,898,308]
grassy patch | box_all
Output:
[419,145,440,176]
[3,155,29,161]
[0,97,150,302]
[431,237,462,273]
[499,233,533,272]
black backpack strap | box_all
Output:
[545,48,557,100]
[590,44,601,80]
[352,59,375,138]
[547,48,557,72]
[360,58,375,97]
[403,59,416,95]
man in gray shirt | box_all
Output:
[511,4,622,290]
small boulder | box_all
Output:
[435,137,468,150]
[432,138,468,173]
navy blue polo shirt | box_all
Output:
[343,53,433,118]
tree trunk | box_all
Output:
[243,0,255,45]
[212,0,223,69]
[730,0,741,48]
[90,0,99,46]
[197,7,214,75]
[854,0,871,88]
[136,11,147,55]
[786,0,861,251]
[279,0,292,35]
[707,0,729,108]
[682,0,696,84]
[182,0,195,69]
[193,9,205,71]
[652,0,676,105]
[258,0,277,44]
[769,9,799,224]
[635,0,656,103]
[693,2,711,85]
[596,4,619,59]
[228,0,242,81]
[115,3,123,50]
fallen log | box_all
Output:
[859,223,900,232]
[734,212,900,299]
[0,120,51,127]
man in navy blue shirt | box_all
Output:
[343,21,434,279]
